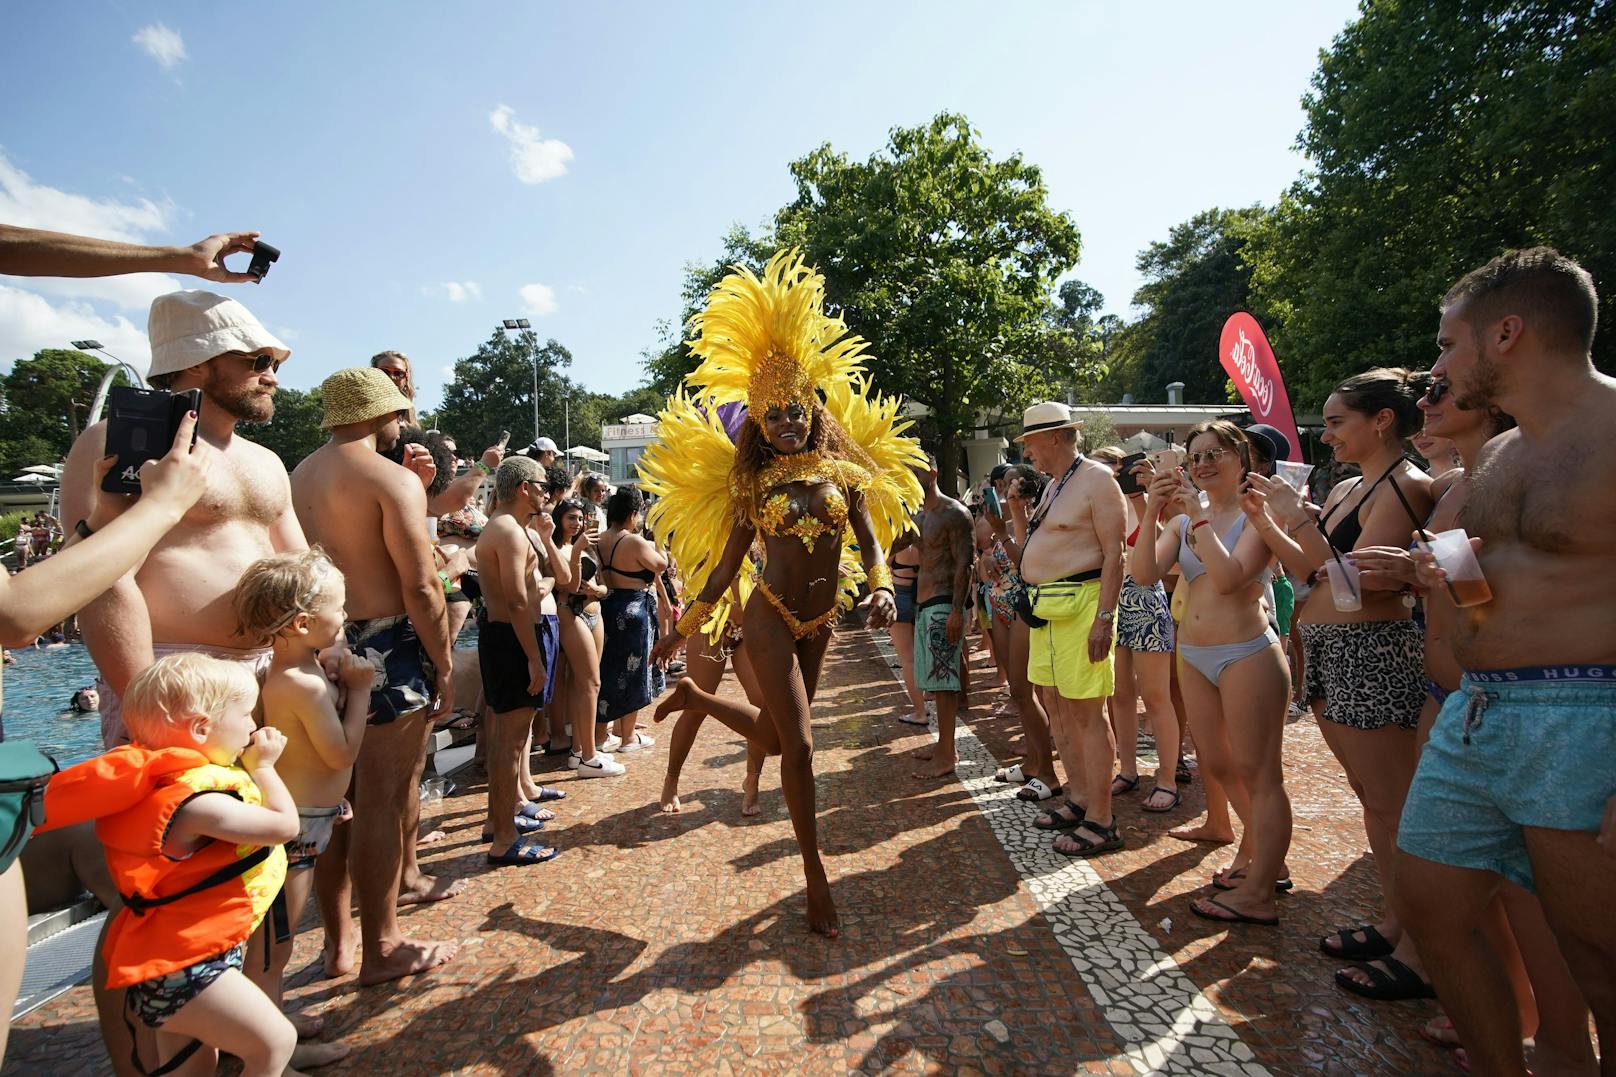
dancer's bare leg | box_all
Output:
[352,710,458,985]
[660,631,727,813]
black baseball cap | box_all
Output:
[1243,423,1291,463]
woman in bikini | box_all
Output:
[1246,369,1435,984]
[550,498,622,778]
[596,488,667,755]
[887,529,926,727]
[1130,420,1294,927]
[642,250,921,935]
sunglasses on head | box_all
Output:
[1424,380,1450,404]
[237,352,283,374]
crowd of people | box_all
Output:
[9,512,60,569]
[0,223,1610,1077]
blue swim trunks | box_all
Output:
[1398,665,1616,892]
[345,615,437,725]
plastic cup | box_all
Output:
[1325,557,1362,612]
[420,777,449,804]
[1426,528,1492,607]
[1275,461,1311,493]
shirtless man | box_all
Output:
[476,456,569,865]
[1003,403,1128,857]
[1396,248,1616,1077]
[290,367,459,985]
[907,455,975,779]
[58,289,307,1074]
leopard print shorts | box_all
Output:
[1299,619,1425,731]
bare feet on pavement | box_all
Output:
[291,1041,351,1069]
[359,937,459,986]
[740,772,761,817]
[805,877,839,938]
[397,873,468,907]
[913,756,957,780]
[321,939,357,978]
[1169,820,1236,844]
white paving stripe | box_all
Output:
[866,630,1271,1077]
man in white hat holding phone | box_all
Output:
[999,402,1129,858]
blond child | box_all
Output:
[233,549,371,1052]
[37,653,300,1077]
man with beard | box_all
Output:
[1397,248,1616,1077]
[61,290,307,744]
[290,368,459,985]
[58,289,310,1073]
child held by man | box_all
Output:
[37,653,300,1077]
[233,548,373,1054]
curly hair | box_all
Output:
[730,401,873,489]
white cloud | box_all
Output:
[489,105,573,184]
[518,283,557,316]
[132,24,187,71]
[439,365,456,379]
[422,281,481,303]
[0,152,173,245]
[0,284,151,371]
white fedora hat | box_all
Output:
[1013,401,1083,442]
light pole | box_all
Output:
[70,339,148,426]
[498,319,537,442]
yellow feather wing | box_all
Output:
[637,388,752,641]
[823,376,926,554]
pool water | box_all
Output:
[2,643,104,765]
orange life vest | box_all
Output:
[39,745,287,988]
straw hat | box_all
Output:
[320,368,414,429]
[147,291,289,379]
[1013,401,1083,442]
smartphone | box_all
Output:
[983,486,1002,518]
[102,387,201,493]
[497,429,511,449]
[1147,448,1179,475]
[1116,452,1147,496]
[248,240,280,280]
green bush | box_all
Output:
[0,510,27,544]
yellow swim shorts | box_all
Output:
[1026,579,1115,701]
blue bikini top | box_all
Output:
[1177,514,1272,587]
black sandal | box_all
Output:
[1054,820,1123,857]
[1110,773,1140,796]
[1141,786,1181,813]
[1334,957,1435,1001]
[1175,759,1194,785]
[1319,924,1395,960]
[1032,799,1085,831]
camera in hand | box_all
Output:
[248,240,280,280]
[1116,452,1147,496]
[101,387,201,493]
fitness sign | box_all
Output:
[1219,312,1302,462]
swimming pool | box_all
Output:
[2,643,103,765]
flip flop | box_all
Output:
[1334,957,1436,1001]
[1190,894,1279,927]
[897,713,931,727]
[482,815,547,840]
[1110,773,1140,796]
[1014,779,1061,802]
[525,787,567,804]
[993,763,1026,784]
[1033,799,1086,831]
[437,709,479,730]
[1319,924,1394,960]
[1212,867,1294,893]
[1418,1015,1461,1050]
[1141,785,1181,813]
[486,839,559,866]
[516,802,558,821]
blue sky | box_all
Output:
[1,1,1360,411]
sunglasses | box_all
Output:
[378,367,410,385]
[1423,379,1450,404]
[1187,448,1231,466]
[236,352,284,374]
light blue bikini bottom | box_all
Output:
[1179,627,1280,686]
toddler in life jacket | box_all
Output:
[38,653,300,1077]
[233,548,372,1053]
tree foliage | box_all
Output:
[1246,0,1616,406]
[641,224,772,397]
[437,331,579,454]
[771,112,1086,491]
[243,388,325,469]
[0,349,129,477]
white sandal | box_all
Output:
[993,763,1026,784]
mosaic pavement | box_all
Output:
[6,625,1464,1075]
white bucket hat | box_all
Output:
[1013,401,1083,442]
[147,291,289,379]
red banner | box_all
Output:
[1219,312,1301,461]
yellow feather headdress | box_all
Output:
[686,248,869,420]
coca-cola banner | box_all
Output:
[1218,312,1302,462]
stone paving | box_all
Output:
[5,625,1462,1075]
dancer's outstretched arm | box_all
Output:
[651,518,756,663]
[848,491,896,629]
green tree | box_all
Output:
[641,224,773,397]
[0,349,129,477]
[772,112,1086,493]
[437,331,577,454]
[1247,0,1616,406]
[243,388,326,469]
[1124,207,1265,404]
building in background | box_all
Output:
[601,413,659,488]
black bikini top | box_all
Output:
[1318,462,1423,553]
[601,534,656,584]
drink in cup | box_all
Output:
[1325,556,1362,612]
[1425,527,1493,607]
[1275,460,1311,493]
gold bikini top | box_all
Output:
[736,451,871,554]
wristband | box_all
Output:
[867,562,894,593]
[74,519,94,540]
[1283,517,1309,537]
[438,571,453,592]
[1191,519,1210,531]
[675,599,716,637]
[477,460,493,475]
